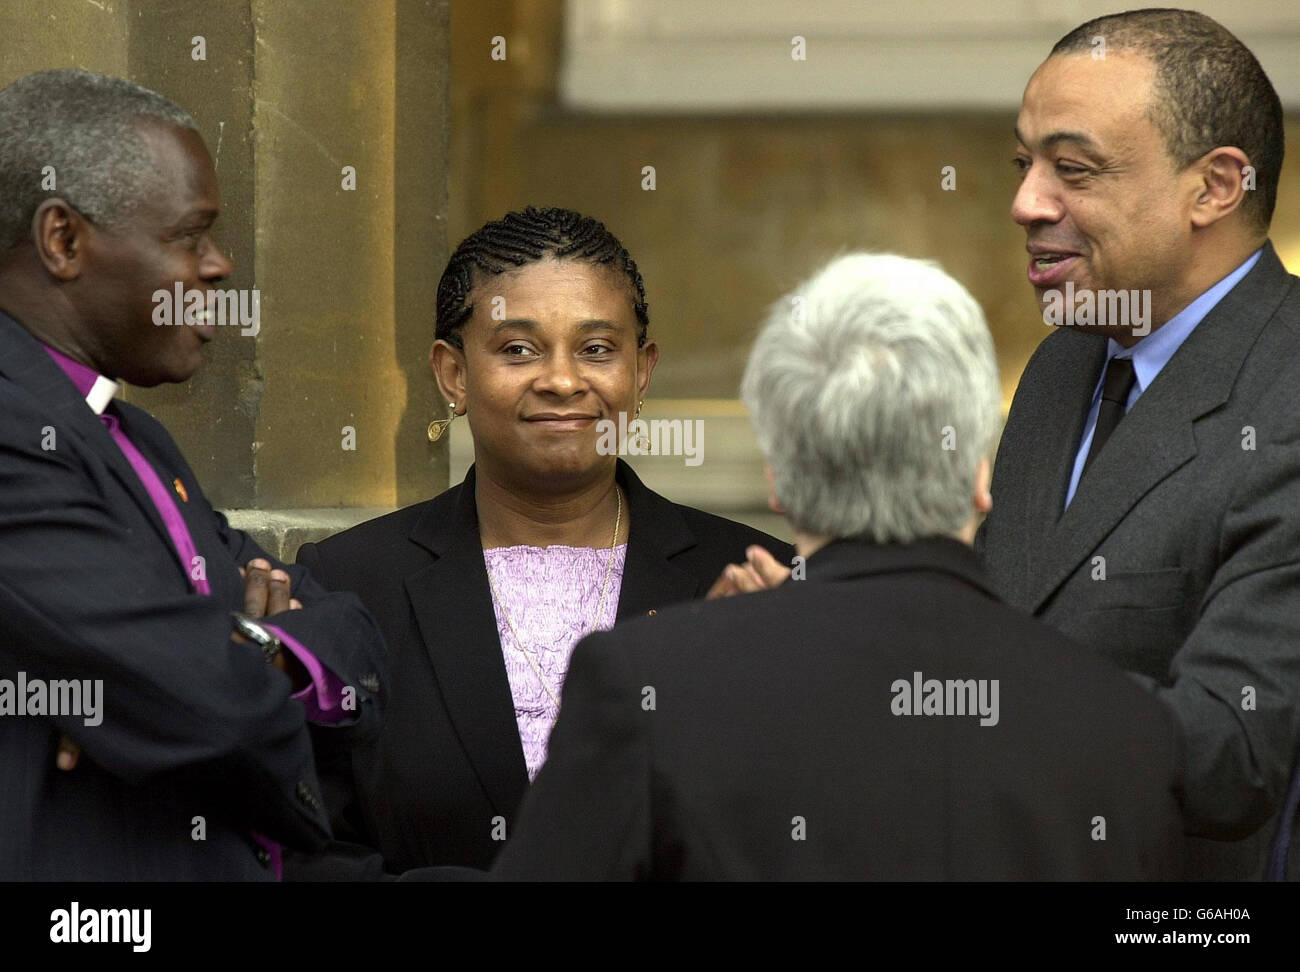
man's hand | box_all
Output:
[239,558,309,691]
[57,558,305,771]
[240,558,303,617]
[705,545,794,599]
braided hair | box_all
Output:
[435,206,650,350]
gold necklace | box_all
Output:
[486,486,624,709]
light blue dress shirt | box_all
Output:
[1063,248,1263,509]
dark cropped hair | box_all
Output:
[435,206,650,349]
[1050,8,1284,232]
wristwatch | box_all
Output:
[231,612,284,664]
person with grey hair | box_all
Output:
[0,68,386,879]
[493,253,1185,880]
[0,69,197,250]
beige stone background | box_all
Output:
[3,0,1298,554]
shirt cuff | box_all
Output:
[264,623,351,724]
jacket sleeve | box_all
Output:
[1157,429,1300,839]
[211,510,387,743]
[492,628,652,880]
[0,399,369,849]
[125,401,387,742]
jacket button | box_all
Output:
[255,847,271,867]
[296,781,320,810]
[647,609,657,616]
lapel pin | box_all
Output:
[173,478,189,503]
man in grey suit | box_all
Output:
[979,9,1298,878]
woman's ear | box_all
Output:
[430,339,467,407]
[636,339,659,402]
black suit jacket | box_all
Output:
[0,310,386,880]
[288,460,793,877]
[493,537,1186,880]
[977,242,1300,879]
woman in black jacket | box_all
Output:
[287,207,791,878]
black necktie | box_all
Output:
[1082,356,1136,474]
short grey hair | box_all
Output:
[741,253,1001,545]
[0,69,197,248]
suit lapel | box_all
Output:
[1032,395,1198,611]
[989,328,1105,603]
[1027,243,1292,612]
[1024,331,1107,536]
[399,460,705,817]
[613,460,701,620]
[404,468,529,818]
[0,312,183,570]
[114,404,226,594]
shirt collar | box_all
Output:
[40,343,120,416]
[1104,247,1264,392]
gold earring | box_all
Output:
[428,402,457,442]
[632,399,650,450]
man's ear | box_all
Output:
[430,338,468,407]
[31,199,89,281]
[1188,146,1251,230]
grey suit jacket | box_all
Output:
[977,241,1300,879]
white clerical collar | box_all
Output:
[85,375,120,415]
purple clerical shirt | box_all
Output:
[42,342,348,878]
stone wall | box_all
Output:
[1,0,452,560]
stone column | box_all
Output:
[1,0,451,559]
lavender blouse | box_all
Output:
[484,542,628,780]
